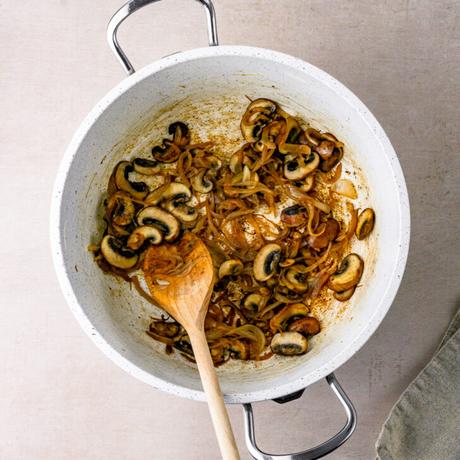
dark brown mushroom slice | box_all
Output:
[168,121,190,147]
[281,204,307,227]
[355,208,375,240]
[100,235,138,269]
[149,320,181,338]
[114,161,148,200]
[253,243,282,282]
[320,147,343,172]
[173,335,195,359]
[328,253,364,292]
[315,140,335,160]
[271,332,308,356]
[106,191,135,226]
[333,286,356,301]
[288,317,321,336]
[307,219,340,250]
[152,139,181,163]
[132,158,160,175]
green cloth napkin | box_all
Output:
[376,309,460,460]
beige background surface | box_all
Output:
[1,1,459,459]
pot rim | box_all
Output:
[50,45,410,404]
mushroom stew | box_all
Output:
[92,98,375,366]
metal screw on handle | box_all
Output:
[243,373,357,460]
[107,0,219,75]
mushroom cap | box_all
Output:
[243,293,265,312]
[288,317,321,336]
[100,235,138,269]
[270,302,310,332]
[333,286,356,301]
[145,182,192,206]
[284,152,320,181]
[106,191,135,226]
[253,243,282,282]
[328,253,364,291]
[271,332,308,356]
[191,169,213,193]
[152,139,181,163]
[136,206,180,241]
[163,201,198,223]
[127,225,163,250]
[355,208,375,240]
[218,259,244,278]
[132,158,160,176]
[114,161,148,200]
[283,265,310,293]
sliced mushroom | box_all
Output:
[273,285,302,303]
[218,259,244,278]
[173,335,194,359]
[294,173,315,192]
[333,286,356,301]
[243,293,266,313]
[284,152,320,181]
[320,147,343,172]
[136,206,180,241]
[163,200,198,223]
[288,317,321,336]
[355,208,375,240]
[114,161,148,200]
[152,139,181,163]
[229,150,244,174]
[149,320,181,338]
[271,331,308,356]
[281,204,307,227]
[269,303,310,332]
[307,219,339,250]
[328,253,364,292]
[278,117,310,154]
[132,158,160,175]
[315,140,335,159]
[191,169,213,193]
[145,182,192,206]
[106,191,135,226]
[283,265,310,293]
[253,243,281,282]
[168,121,190,147]
[241,98,277,142]
[100,235,138,269]
[127,225,163,250]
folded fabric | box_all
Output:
[376,309,460,460]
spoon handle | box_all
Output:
[188,328,240,460]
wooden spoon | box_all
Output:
[142,232,240,460]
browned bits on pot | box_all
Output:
[355,208,375,240]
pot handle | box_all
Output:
[242,373,357,460]
[107,0,219,75]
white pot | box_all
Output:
[50,1,409,457]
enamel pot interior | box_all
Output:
[51,46,410,404]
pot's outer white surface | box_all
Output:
[50,46,410,404]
